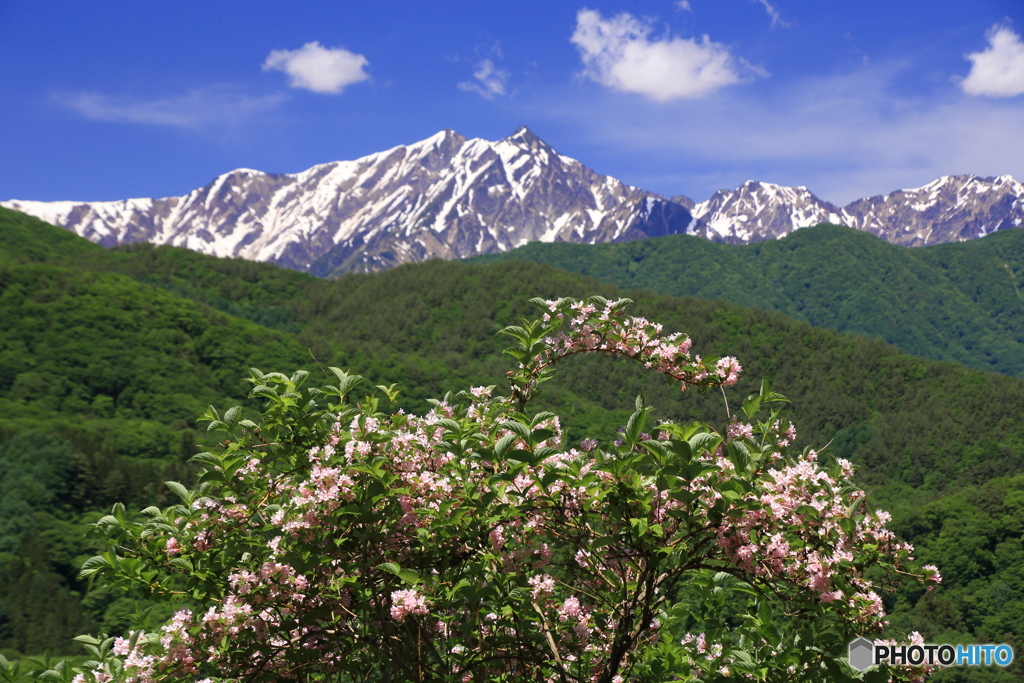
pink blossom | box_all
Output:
[528,574,555,598]
[715,356,742,386]
[193,531,211,551]
[557,596,584,622]
[113,637,131,656]
[390,589,429,621]
[726,420,753,440]
[489,525,506,550]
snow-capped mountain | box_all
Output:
[682,175,1024,246]
[689,182,845,243]
[1,127,702,275]
[839,175,1024,246]
[3,127,1023,273]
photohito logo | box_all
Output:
[848,637,1015,671]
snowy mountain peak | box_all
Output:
[2,128,694,275]
[3,129,1022,271]
[504,125,543,146]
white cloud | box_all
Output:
[57,87,285,128]
[570,9,759,101]
[675,1,692,11]
[529,61,1024,204]
[752,0,790,29]
[262,41,369,94]
[458,59,510,100]
[960,25,1024,97]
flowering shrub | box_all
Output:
[72,296,938,683]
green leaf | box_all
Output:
[197,470,225,484]
[635,388,648,412]
[223,405,241,426]
[436,418,462,434]
[250,385,279,400]
[527,296,560,310]
[189,451,221,466]
[376,562,402,576]
[501,421,532,443]
[165,481,191,504]
[688,432,720,454]
[630,518,650,535]
[667,438,693,461]
[397,569,421,585]
[493,433,518,459]
[529,412,558,427]
[741,394,762,420]
[727,441,750,472]
[533,446,559,462]
[79,555,111,579]
[170,557,194,572]
[327,367,365,396]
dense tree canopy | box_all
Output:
[0,208,1021,681]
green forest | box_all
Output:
[1,206,1022,680]
[471,224,1024,377]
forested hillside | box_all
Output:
[1,207,1021,679]
[471,224,1024,377]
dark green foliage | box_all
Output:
[64,242,327,334]
[0,263,312,427]
[471,224,1024,377]
[0,207,102,266]
[885,475,1024,681]
[0,431,194,655]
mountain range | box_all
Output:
[4,127,1023,275]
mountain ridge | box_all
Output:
[4,127,1023,273]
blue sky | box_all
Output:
[2,0,1023,205]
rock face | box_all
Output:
[4,127,1023,274]
[2,127,701,275]
[690,181,845,244]
[838,175,1024,246]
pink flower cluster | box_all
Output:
[714,450,921,622]
[390,589,429,621]
[533,298,740,391]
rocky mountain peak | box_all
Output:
[3,129,1022,273]
[2,128,695,276]
[504,125,542,145]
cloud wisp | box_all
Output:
[263,41,370,94]
[57,87,286,129]
[960,24,1024,98]
[752,0,790,29]
[458,58,510,100]
[570,9,762,101]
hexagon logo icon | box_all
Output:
[848,637,875,671]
